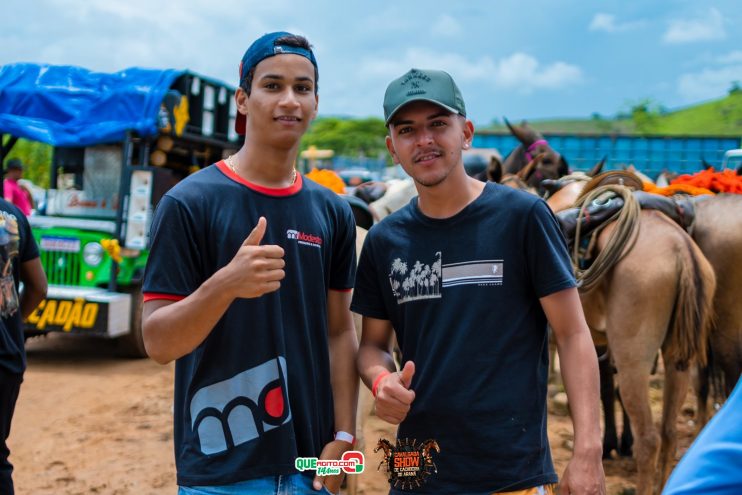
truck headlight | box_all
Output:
[83,242,104,266]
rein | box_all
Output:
[572,184,641,292]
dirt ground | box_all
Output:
[11,334,698,495]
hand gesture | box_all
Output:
[375,361,416,425]
[223,217,285,299]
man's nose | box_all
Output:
[279,89,300,107]
[415,128,434,146]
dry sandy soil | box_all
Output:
[11,334,698,495]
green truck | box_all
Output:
[0,63,239,356]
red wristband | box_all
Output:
[372,370,391,398]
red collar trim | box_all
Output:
[217,160,303,197]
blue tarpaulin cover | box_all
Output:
[0,63,183,146]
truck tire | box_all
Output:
[117,287,147,358]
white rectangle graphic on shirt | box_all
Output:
[441,260,503,287]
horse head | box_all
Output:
[421,439,440,457]
[502,118,570,192]
[374,438,393,455]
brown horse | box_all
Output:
[547,178,716,495]
[691,194,742,422]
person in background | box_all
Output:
[0,196,47,494]
[2,160,32,216]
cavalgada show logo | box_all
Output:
[375,438,440,490]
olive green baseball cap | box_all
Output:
[383,68,466,125]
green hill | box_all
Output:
[484,91,742,137]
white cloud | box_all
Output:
[717,51,742,65]
[663,8,726,44]
[433,15,462,36]
[588,13,645,33]
[677,64,742,101]
[359,49,583,93]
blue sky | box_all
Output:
[2,0,741,126]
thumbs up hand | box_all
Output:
[374,361,416,425]
[222,217,285,299]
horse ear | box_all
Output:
[505,117,534,145]
[487,156,503,183]
[587,156,606,177]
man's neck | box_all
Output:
[415,169,485,219]
[232,142,299,187]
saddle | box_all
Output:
[557,186,697,251]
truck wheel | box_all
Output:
[117,287,147,358]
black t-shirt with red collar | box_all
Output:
[143,161,356,486]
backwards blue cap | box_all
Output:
[235,31,318,135]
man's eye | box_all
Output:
[264,83,280,90]
[296,85,312,93]
[431,120,447,127]
[398,127,412,135]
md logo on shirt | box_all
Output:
[286,229,323,248]
[189,357,291,455]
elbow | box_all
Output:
[142,321,173,365]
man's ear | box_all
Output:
[235,87,249,117]
[311,94,319,121]
[385,135,399,164]
[463,119,475,149]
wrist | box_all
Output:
[573,441,603,458]
[334,431,355,447]
[372,370,391,397]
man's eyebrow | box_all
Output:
[259,74,314,83]
[391,111,452,127]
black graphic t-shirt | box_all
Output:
[0,199,39,375]
[143,162,356,486]
[352,183,575,494]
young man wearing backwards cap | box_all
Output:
[352,69,605,494]
[142,32,358,494]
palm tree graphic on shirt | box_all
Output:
[389,252,442,304]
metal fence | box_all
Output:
[473,132,741,178]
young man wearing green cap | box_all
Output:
[142,32,358,495]
[353,69,605,494]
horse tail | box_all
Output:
[665,234,716,371]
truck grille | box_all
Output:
[41,251,81,286]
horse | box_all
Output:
[501,119,570,193]
[546,176,716,495]
[691,194,742,423]
[374,438,394,471]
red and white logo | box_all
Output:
[286,229,323,248]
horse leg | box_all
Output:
[658,358,691,491]
[598,350,619,459]
[616,387,634,457]
[694,363,710,429]
[615,366,659,495]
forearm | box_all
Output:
[143,269,236,364]
[19,286,45,319]
[556,331,602,454]
[357,343,397,391]
[329,326,358,434]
